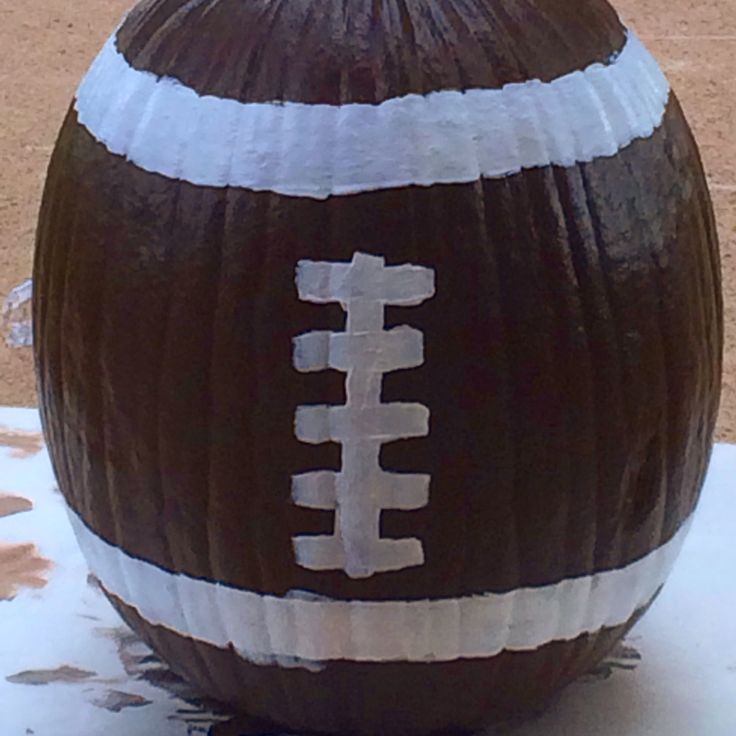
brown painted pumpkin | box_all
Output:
[32,0,722,732]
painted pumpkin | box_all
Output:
[33,0,722,732]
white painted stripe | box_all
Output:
[74,32,670,199]
[67,508,691,668]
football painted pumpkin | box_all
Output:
[33,0,722,732]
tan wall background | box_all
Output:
[1,0,734,441]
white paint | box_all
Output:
[0,410,229,736]
[66,507,692,667]
[293,253,435,578]
[74,32,670,199]
[4,408,736,734]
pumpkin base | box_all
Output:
[107,590,649,736]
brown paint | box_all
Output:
[37,100,719,599]
[117,0,625,104]
[92,690,152,712]
[112,591,649,735]
[0,542,52,600]
[86,572,103,592]
[0,493,33,519]
[581,641,643,683]
[32,0,722,731]
[97,625,228,715]
[209,714,294,736]
[6,665,96,686]
[0,429,43,459]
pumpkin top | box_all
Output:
[116,0,625,104]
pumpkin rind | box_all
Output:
[33,0,722,732]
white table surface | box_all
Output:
[1,406,735,736]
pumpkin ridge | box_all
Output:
[107,588,644,734]
[114,0,626,104]
[40,102,715,599]
[33,1,721,728]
